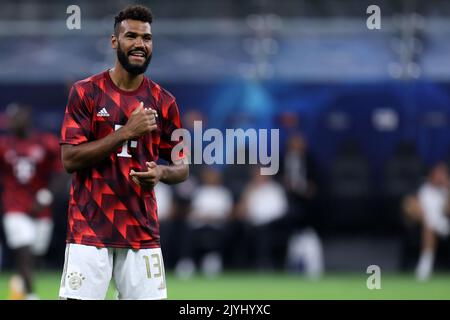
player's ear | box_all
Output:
[111,34,118,50]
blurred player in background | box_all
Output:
[58,5,188,300]
[415,162,450,281]
[0,103,61,299]
[176,167,233,278]
[237,166,289,270]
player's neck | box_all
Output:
[109,65,144,92]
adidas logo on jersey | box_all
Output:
[97,107,110,117]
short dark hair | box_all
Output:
[114,5,153,35]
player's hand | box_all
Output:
[123,102,158,139]
[129,161,162,189]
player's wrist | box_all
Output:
[158,165,167,181]
[118,126,133,141]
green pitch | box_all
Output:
[0,271,449,300]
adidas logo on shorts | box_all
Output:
[97,107,110,117]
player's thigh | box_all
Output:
[2,212,35,249]
[113,247,167,300]
[59,243,113,300]
[31,218,53,255]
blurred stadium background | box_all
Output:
[1,0,450,299]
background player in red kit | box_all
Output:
[0,103,61,299]
[58,5,188,300]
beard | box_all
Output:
[117,43,152,76]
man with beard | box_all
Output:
[58,5,188,300]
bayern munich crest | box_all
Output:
[67,272,86,290]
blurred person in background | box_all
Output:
[280,132,318,229]
[163,109,203,270]
[277,112,301,153]
[237,166,289,271]
[415,162,450,281]
[176,166,233,278]
[0,103,62,299]
[280,132,323,277]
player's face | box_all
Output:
[431,163,449,186]
[9,107,31,133]
[288,135,306,153]
[437,165,449,186]
[113,19,153,75]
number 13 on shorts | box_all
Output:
[143,253,166,289]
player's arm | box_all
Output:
[159,161,189,184]
[62,103,157,173]
[130,161,189,189]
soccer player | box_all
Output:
[58,5,188,300]
[415,162,450,281]
[0,103,61,299]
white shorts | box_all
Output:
[3,212,53,255]
[59,243,167,300]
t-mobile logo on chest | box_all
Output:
[115,124,138,158]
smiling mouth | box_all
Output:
[129,50,146,58]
